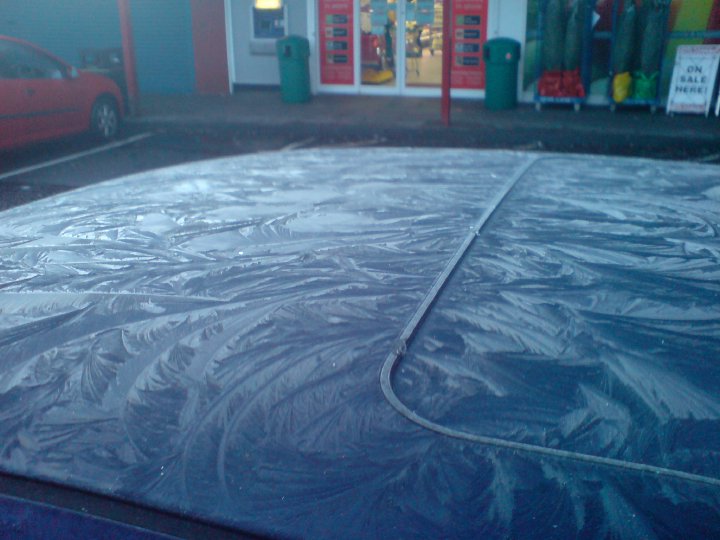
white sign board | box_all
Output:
[666,45,720,117]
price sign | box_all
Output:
[371,0,388,26]
[450,0,488,89]
[667,45,720,117]
[416,0,434,25]
[319,0,354,85]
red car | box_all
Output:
[0,35,124,150]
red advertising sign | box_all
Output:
[451,0,487,89]
[319,0,354,85]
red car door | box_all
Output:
[0,39,84,148]
[0,79,33,148]
[0,43,34,148]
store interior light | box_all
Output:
[255,0,282,9]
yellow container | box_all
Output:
[612,72,633,103]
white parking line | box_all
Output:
[280,137,316,151]
[0,133,153,182]
[313,135,388,149]
[697,152,720,163]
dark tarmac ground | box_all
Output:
[1,89,719,212]
[0,128,292,211]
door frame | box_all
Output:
[316,0,485,98]
[224,0,236,91]
[353,0,430,96]
[223,0,488,98]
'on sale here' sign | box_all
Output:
[666,45,720,116]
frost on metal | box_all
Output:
[0,149,718,538]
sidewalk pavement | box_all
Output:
[126,89,720,160]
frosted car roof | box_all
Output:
[0,149,718,538]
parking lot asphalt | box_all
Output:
[130,90,720,160]
[1,89,719,212]
[0,129,295,211]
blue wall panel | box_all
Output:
[130,0,196,94]
[0,0,121,65]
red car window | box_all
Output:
[0,40,66,80]
[0,52,14,78]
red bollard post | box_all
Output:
[117,0,140,116]
[441,0,452,126]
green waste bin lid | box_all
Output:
[276,35,310,58]
[483,37,521,63]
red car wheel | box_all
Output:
[90,96,120,140]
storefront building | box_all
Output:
[225,0,720,103]
[1,0,719,104]
[226,0,527,98]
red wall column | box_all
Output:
[117,0,140,114]
[191,0,230,95]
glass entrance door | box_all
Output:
[404,0,443,88]
[359,0,442,92]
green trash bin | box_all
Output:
[276,35,311,104]
[482,38,521,110]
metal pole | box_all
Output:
[117,0,140,116]
[441,0,451,126]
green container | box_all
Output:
[483,38,521,110]
[276,35,311,104]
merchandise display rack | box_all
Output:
[534,0,597,112]
[607,0,671,114]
